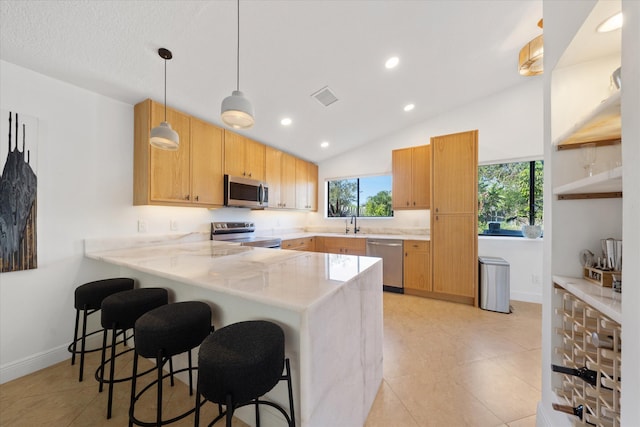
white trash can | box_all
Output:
[478,256,511,313]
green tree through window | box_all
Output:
[478,160,543,236]
[327,175,393,218]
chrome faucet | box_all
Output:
[350,215,360,234]
[344,219,350,234]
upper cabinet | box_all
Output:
[191,117,224,206]
[133,99,224,207]
[134,99,317,211]
[224,130,266,181]
[265,147,297,209]
[431,131,477,214]
[392,144,431,210]
[295,158,318,211]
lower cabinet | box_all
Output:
[281,237,315,251]
[403,240,431,294]
[432,213,477,305]
[314,237,366,255]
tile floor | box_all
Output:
[0,293,541,427]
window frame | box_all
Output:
[325,174,394,219]
[478,159,543,237]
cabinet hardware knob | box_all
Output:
[248,172,252,177]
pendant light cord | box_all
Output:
[236,0,240,91]
[164,57,167,122]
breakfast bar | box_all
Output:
[85,234,383,427]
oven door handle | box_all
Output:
[259,184,265,205]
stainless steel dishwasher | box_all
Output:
[366,239,404,293]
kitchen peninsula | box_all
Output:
[85,233,383,427]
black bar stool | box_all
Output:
[195,320,295,427]
[129,301,213,427]
[97,287,169,419]
[68,278,134,382]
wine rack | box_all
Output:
[554,287,621,426]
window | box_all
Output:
[327,175,393,218]
[478,160,543,236]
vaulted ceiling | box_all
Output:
[1,0,544,162]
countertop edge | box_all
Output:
[552,275,622,324]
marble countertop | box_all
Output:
[553,275,622,324]
[85,236,381,313]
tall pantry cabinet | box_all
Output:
[430,130,478,306]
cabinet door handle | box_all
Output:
[248,172,252,177]
[435,208,439,213]
[185,195,190,200]
[195,195,199,201]
[436,215,439,221]
[406,201,409,206]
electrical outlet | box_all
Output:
[170,220,178,231]
[138,220,147,233]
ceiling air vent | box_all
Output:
[311,86,339,107]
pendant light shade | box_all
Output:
[150,121,179,150]
[221,0,254,129]
[150,48,179,150]
[221,90,255,129]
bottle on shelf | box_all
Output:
[591,332,619,350]
[552,403,595,426]
[552,364,598,386]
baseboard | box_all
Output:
[1,343,70,384]
[0,332,104,384]
[511,290,542,304]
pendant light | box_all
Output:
[518,19,544,76]
[150,48,180,150]
[221,0,255,129]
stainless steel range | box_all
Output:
[210,222,281,249]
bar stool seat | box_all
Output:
[68,278,134,382]
[129,301,212,427]
[97,287,169,419]
[195,320,295,427]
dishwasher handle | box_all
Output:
[366,241,403,247]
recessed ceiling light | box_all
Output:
[597,12,623,33]
[320,141,330,148]
[385,56,399,69]
[280,117,292,126]
[403,104,415,112]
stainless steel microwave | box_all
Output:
[224,175,269,209]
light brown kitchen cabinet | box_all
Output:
[133,99,224,207]
[392,144,430,209]
[403,240,431,293]
[314,237,365,255]
[282,237,315,251]
[265,147,296,209]
[295,158,318,211]
[430,130,478,306]
[431,132,476,214]
[224,130,265,181]
[190,117,224,206]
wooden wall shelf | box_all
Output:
[554,91,621,149]
[554,166,622,200]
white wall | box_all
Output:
[310,79,545,302]
[619,0,640,422]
